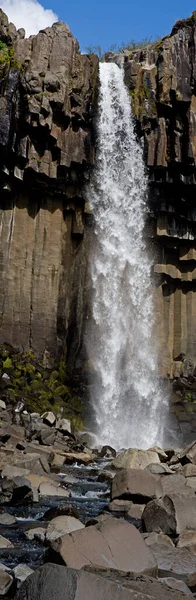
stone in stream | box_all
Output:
[39,481,69,497]
[112,468,161,501]
[0,535,14,548]
[25,528,46,542]
[13,564,34,586]
[46,516,85,542]
[50,518,157,576]
[143,493,196,534]
[0,571,13,595]
[15,563,190,600]
[112,449,160,470]
[42,504,79,521]
[0,512,17,525]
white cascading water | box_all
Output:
[87,62,168,450]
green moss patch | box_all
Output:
[0,344,85,428]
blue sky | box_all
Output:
[42,0,196,50]
[1,0,196,48]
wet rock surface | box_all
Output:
[0,408,196,597]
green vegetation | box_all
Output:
[0,344,85,429]
[0,40,21,71]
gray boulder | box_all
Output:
[16,563,191,600]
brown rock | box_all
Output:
[150,543,196,588]
[143,492,196,535]
[112,469,161,501]
[51,518,157,576]
[46,516,84,542]
[112,449,160,470]
[15,563,189,600]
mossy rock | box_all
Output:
[3,357,12,369]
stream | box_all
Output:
[0,459,112,570]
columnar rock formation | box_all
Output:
[119,13,196,378]
[0,10,98,364]
[0,9,196,379]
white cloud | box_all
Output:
[0,0,58,37]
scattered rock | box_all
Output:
[112,468,161,501]
[16,563,189,600]
[41,412,56,426]
[46,516,84,542]
[25,528,46,542]
[0,571,13,595]
[158,577,193,595]
[112,449,160,470]
[56,419,71,434]
[143,532,175,547]
[13,564,34,585]
[1,465,30,479]
[39,481,69,497]
[143,492,196,535]
[108,499,135,513]
[0,535,14,549]
[50,518,157,576]
[42,504,79,521]
[177,530,196,548]
[150,543,196,588]
[99,445,116,458]
[0,512,17,525]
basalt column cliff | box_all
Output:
[0,10,98,366]
[115,12,196,379]
[0,9,196,381]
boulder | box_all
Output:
[39,482,69,497]
[181,464,196,477]
[112,449,160,470]
[150,543,196,588]
[109,499,138,513]
[127,503,147,520]
[1,465,30,479]
[0,400,6,410]
[41,411,56,426]
[112,469,161,501]
[143,532,175,547]
[156,474,187,496]
[25,528,46,542]
[99,445,116,458]
[158,577,193,595]
[178,441,196,465]
[0,535,13,549]
[146,464,174,475]
[46,516,84,542]
[42,504,79,521]
[177,531,196,548]
[0,571,13,595]
[50,518,157,576]
[10,476,34,505]
[16,563,190,600]
[0,512,17,525]
[143,493,196,535]
[56,418,71,434]
[13,564,34,586]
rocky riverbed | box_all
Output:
[0,403,196,598]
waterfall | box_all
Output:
[86,62,168,450]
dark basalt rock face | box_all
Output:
[0,10,98,366]
[0,8,196,392]
[107,12,196,380]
